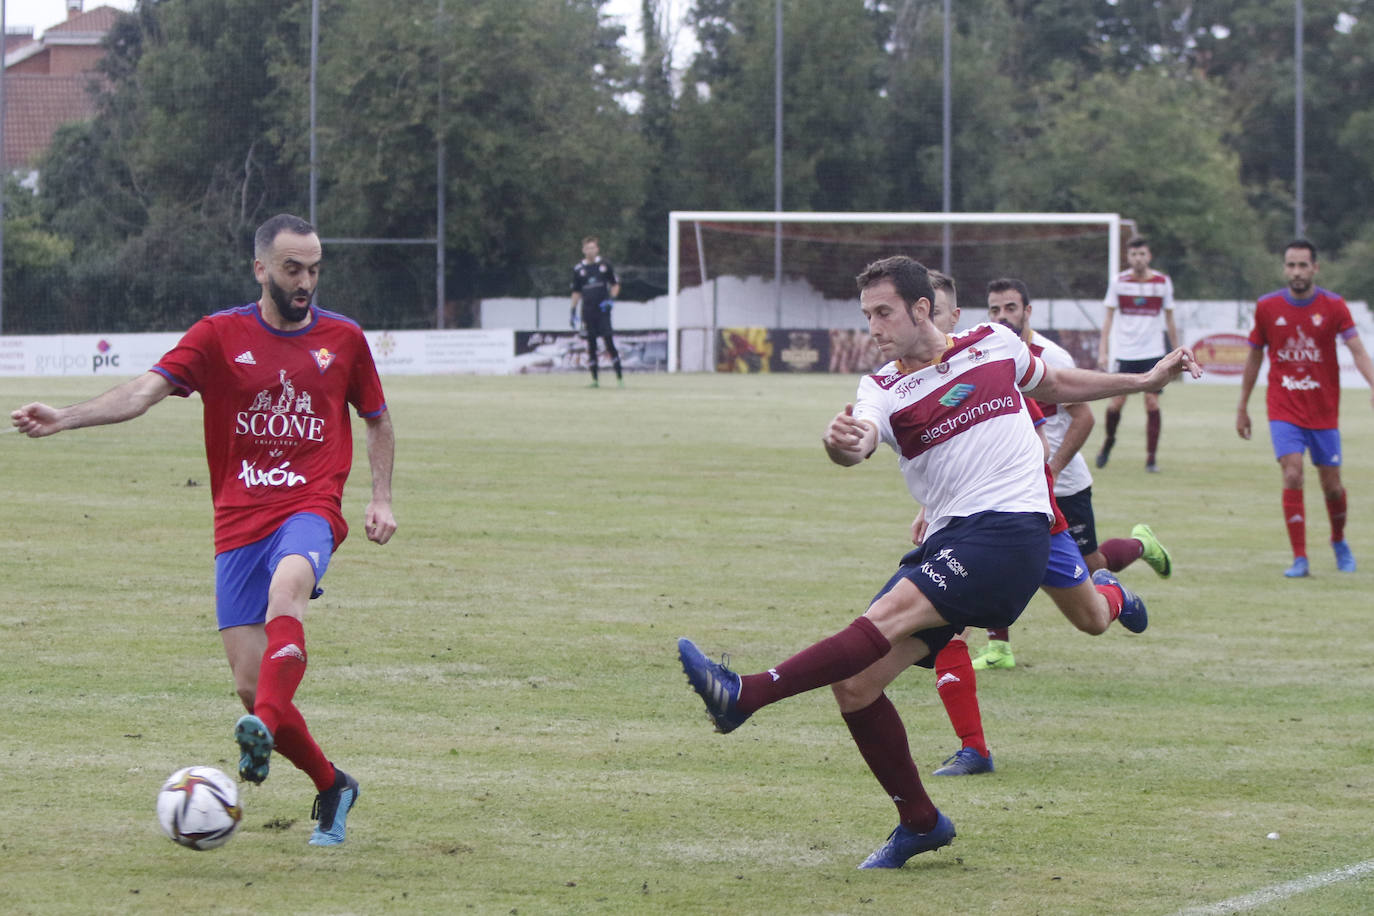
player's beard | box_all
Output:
[998,318,1024,335]
[269,275,314,323]
[1289,277,1313,297]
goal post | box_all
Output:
[667,211,1124,372]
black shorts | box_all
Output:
[1115,356,1165,393]
[1056,486,1098,556]
[872,511,1049,667]
[584,306,614,339]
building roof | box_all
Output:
[3,73,98,169]
[45,6,123,37]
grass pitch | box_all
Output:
[3,373,1373,915]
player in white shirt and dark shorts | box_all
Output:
[675,255,1200,870]
[1096,236,1180,472]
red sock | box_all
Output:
[1283,489,1306,558]
[842,694,938,832]
[737,617,890,716]
[1145,409,1161,463]
[272,703,336,792]
[1327,488,1348,543]
[1095,582,1123,622]
[254,616,308,736]
[986,627,1010,643]
[934,641,987,757]
[1099,537,1144,572]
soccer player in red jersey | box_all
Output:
[1237,239,1374,578]
[1096,236,1180,472]
[11,214,395,846]
[677,256,1200,868]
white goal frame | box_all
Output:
[666,210,1124,372]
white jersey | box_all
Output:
[1103,269,1174,360]
[1026,329,1092,497]
[853,322,1053,539]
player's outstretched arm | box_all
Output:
[10,372,174,438]
[1030,347,1201,405]
[363,410,397,545]
[823,403,877,467]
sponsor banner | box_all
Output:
[0,333,183,377]
[512,329,667,374]
[769,329,827,373]
[717,327,772,373]
[368,329,513,375]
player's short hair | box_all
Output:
[928,269,955,296]
[986,277,1030,307]
[1285,238,1318,262]
[1126,235,1150,251]
[582,235,600,246]
[856,256,935,310]
[254,214,316,261]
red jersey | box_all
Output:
[153,303,388,554]
[1248,287,1356,430]
[1024,399,1068,536]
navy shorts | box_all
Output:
[1269,420,1341,466]
[1056,486,1098,556]
[1115,356,1165,393]
[214,512,334,630]
[874,511,1049,667]
[1041,528,1090,589]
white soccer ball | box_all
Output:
[156,766,243,850]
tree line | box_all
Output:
[5,0,1372,334]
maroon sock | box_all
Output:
[1099,537,1144,572]
[843,694,938,831]
[254,617,307,736]
[1103,408,1121,447]
[272,703,336,792]
[736,617,890,717]
[1327,488,1348,543]
[1145,409,1161,463]
[934,641,987,757]
[986,627,1010,643]
[1283,489,1306,558]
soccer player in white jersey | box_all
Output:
[677,255,1200,868]
[1096,236,1180,471]
[967,277,1173,672]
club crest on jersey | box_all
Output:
[939,383,976,407]
[1312,313,1323,326]
[935,361,951,374]
[311,348,335,372]
[966,346,988,364]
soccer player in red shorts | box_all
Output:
[11,214,396,846]
[676,255,1199,868]
[1237,239,1374,577]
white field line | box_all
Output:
[1174,859,1374,915]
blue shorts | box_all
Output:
[1056,487,1098,556]
[875,511,1049,667]
[1269,421,1341,466]
[1041,529,1090,589]
[214,512,334,630]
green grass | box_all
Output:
[3,373,1374,915]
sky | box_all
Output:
[6,0,691,61]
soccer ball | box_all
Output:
[156,766,242,850]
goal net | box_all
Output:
[667,211,1125,373]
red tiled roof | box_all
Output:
[45,6,123,35]
[3,73,98,169]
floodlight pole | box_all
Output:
[940,0,953,274]
[0,0,7,334]
[435,0,446,329]
[773,0,783,328]
[309,0,319,226]
[1294,0,1305,239]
